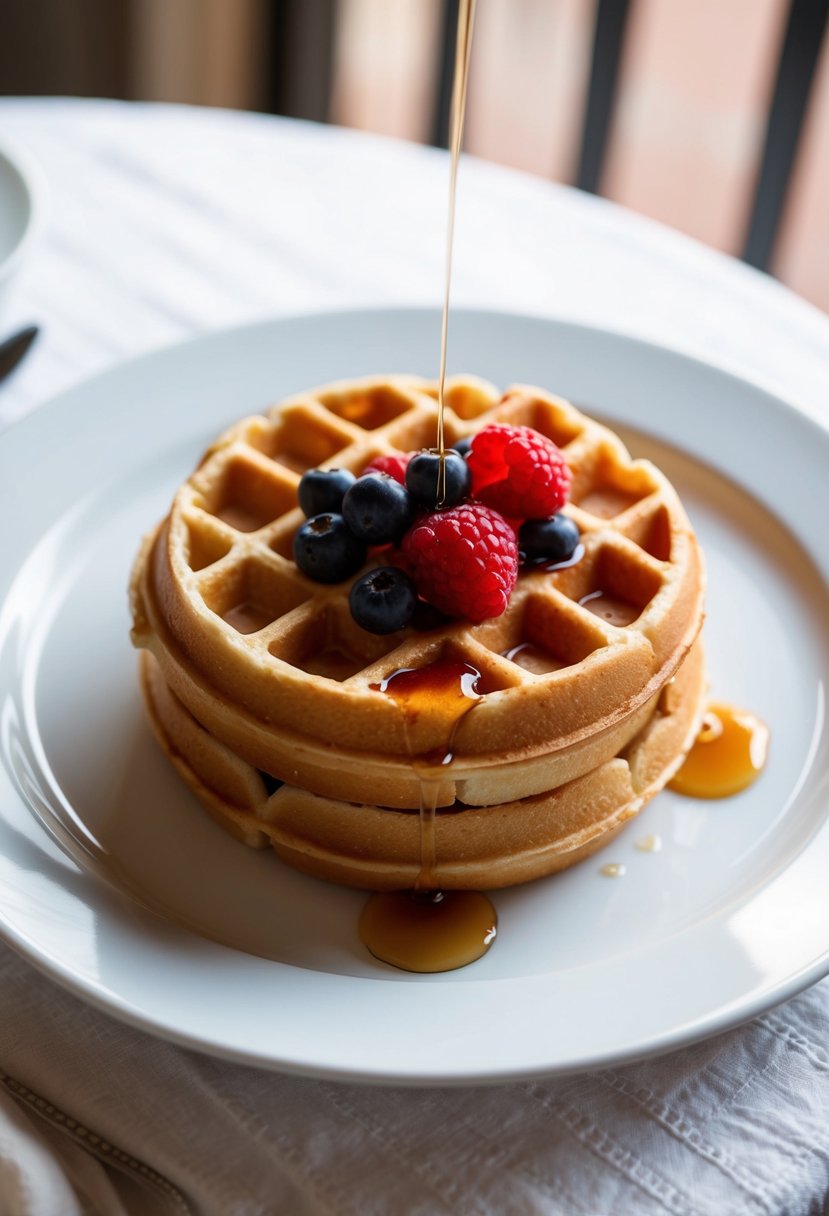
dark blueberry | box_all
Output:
[293,513,367,583]
[342,474,414,544]
[405,448,471,509]
[298,467,356,517]
[349,566,418,634]
[451,437,472,458]
[519,514,581,564]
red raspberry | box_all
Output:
[467,424,570,518]
[361,453,411,485]
[399,503,518,622]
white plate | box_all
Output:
[1,308,828,1085]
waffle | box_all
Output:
[130,376,705,819]
[139,638,706,889]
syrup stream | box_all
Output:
[436,0,477,505]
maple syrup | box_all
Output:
[578,588,639,627]
[669,702,769,799]
[535,543,586,573]
[360,889,496,974]
[360,659,498,971]
[501,641,564,675]
[435,0,477,505]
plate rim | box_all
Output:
[2,305,829,1085]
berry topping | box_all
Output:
[399,502,518,622]
[467,424,570,519]
[405,448,471,509]
[293,513,367,583]
[349,566,418,634]
[342,474,415,544]
[519,513,581,565]
[451,437,472,458]
[361,453,412,485]
[298,467,356,517]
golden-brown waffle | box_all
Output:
[130,376,705,812]
[140,639,706,889]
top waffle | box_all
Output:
[130,376,704,808]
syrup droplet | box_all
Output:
[600,862,626,877]
[527,542,586,573]
[669,702,769,799]
[635,834,662,853]
[360,889,497,973]
[578,588,639,627]
[371,661,483,742]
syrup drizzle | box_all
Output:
[436,0,477,506]
[669,702,769,799]
[361,660,497,972]
[359,0,492,973]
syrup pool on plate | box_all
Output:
[670,702,769,799]
[360,660,498,973]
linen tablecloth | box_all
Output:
[1,97,828,1216]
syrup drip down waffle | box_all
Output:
[130,376,706,888]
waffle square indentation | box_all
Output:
[420,381,498,420]
[491,595,609,674]
[317,385,417,430]
[624,503,672,562]
[557,544,663,628]
[185,519,234,572]
[268,602,396,679]
[200,558,311,634]
[202,454,299,533]
[570,449,657,520]
[258,405,355,472]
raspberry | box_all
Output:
[361,453,411,485]
[467,424,570,519]
[399,503,518,622]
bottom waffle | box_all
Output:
[140,640,707,890]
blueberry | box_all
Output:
[452,437,472,458]
[405,449,471,508]
[342,474,414,544]
[293,513,367,583]
[349,566,418,634]
[519,514,581,565]
[298,467,356,517]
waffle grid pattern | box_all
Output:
[131,376,704,810]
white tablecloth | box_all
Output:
[1,97,828,1216]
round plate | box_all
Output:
[1,308,828,1084]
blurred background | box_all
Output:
[1,0,827,313]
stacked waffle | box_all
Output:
[130,376,706,890]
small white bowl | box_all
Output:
[0,140,42,315]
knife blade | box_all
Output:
[0,324,39,384]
